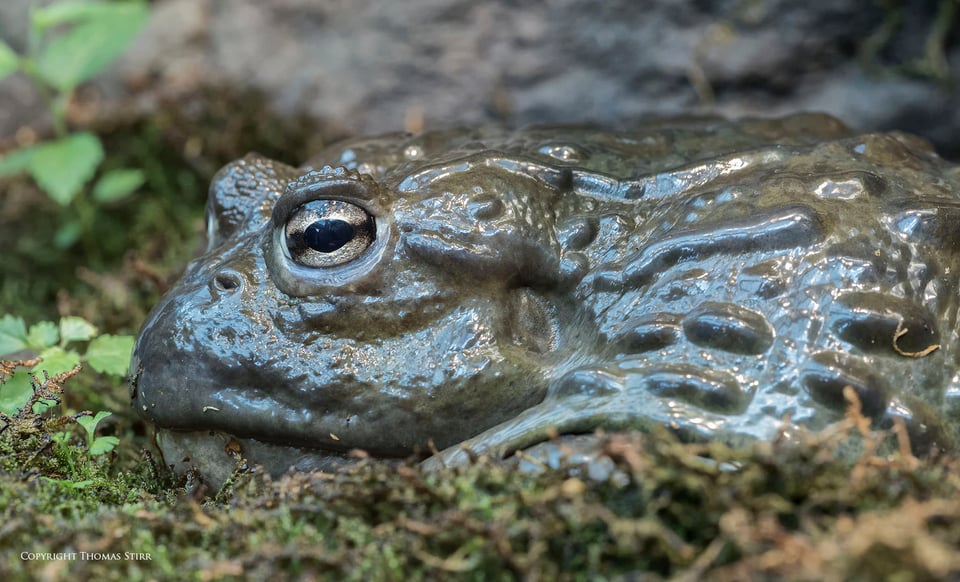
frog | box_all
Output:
[130,113,960,486]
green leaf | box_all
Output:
[32,399,57,414]
[89,435,119,455]
[28,133,104,205]
[51,431,71,445]
[76,410,111,436]
[54,219,83,249]
[77,411,115,452]
[0,352,74,414]
[33,347,82,376]
[35,2,149,92]
[26,321,59,349]
[92,409,112,424]
[93,168,144,202]
[85,334,134,376]
[0,314,28,356]
[0,38,20,82]
[33,1,125,30]
[59,316,98,345]
[0,372,33,415]
[0,145,38,177]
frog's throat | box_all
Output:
[154,428,358,488]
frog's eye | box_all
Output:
[284,200,376,267]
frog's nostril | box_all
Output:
[212,270,243,293]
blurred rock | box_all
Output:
[1,0,957,157]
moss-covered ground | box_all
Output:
[2,90,960,580]
[3,374,960,581]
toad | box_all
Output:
[130,114,960,485]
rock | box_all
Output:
[0,0,957,157]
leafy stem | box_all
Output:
[0,1,149,244]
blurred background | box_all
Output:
[2,0,958,157]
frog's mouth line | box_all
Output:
[136,386,426,460]
[129,349,435,458]
[130,306,557,461]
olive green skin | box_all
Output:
[131,114,960,483]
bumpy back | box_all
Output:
[308,114,960,456]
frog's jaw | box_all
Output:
[129,258,565,462]
[154,428,358,488]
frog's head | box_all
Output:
[130,150,584,483]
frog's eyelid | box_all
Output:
[287,165,378,199]
[288,176,377,201]
[273,176,381,228]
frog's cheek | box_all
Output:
[130,257,554,453]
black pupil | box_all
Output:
[304,219,355,253]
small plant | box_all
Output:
[41,412,118,489]
[0,0,149,248]
[76,410,120,455]
[0,313,135,414]
[0,362,123,494]
[45,430,96,489]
